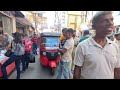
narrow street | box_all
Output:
[0,11,120,79]
[8,55,57,79]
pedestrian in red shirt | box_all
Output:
[31,34,38,55]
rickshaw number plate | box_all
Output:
[51,53,54,56]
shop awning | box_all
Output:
[14,11,24,18]
[16,17,31,26]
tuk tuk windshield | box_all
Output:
[41,37,59,47]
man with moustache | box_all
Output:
[73,11,120,79]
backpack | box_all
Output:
[24,38,32,53]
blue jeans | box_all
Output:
[57,61,70,79]
[1,53,22,79]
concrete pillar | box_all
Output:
[0,16,3,31]
[2,15,13,35]
[26,29,29,35]
[12,17,16,33]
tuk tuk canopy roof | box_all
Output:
[41,32,61,37]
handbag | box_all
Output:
[5,50,12,57]
[29,53,35,63]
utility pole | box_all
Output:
[85,11,88,23]
[81,11,85,23]
[54,11,59,32]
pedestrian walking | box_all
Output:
[24,34,32,70]
[1,32,25,79]
[57,28,74,79]
[20,33,26,72]
[79,30,90,42]
[71,30,79,74]
[73,11,120,79]
[31,34,38,55]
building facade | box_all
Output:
[0,11,16,35]
[0,11,32,36]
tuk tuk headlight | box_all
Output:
[58,52,61,55]
[43,52,46,56]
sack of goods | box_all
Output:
[29,53,35,63]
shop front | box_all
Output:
[0,11,22,78]
[0,11,15,35]
[16,17,32,35]
[0,11,32,78]
[28,26,35,36]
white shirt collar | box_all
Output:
[88,37,112,47]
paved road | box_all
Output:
[8,55,57,79]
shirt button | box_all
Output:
[102,51,104,54]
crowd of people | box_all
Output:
[57,11,120,79]
[1,11,120,79]
[73,11,120,79]
[0,31,39,79]
[56,24,93,79]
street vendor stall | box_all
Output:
[0,50,15,78]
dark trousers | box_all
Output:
[15,56,21,79]
[21,53,30,70]
[25,53,30,68]
[21,55,26,71]
[33,44,37,54]
[1,53,22,79]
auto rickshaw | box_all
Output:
[39,32,61,75]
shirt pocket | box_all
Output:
[105,51,117,67]
[84,52,99,66]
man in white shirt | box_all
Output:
[71,30,79,72]
[4,33,13,44]
[73,11,120,79]
[57,28,74,79]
